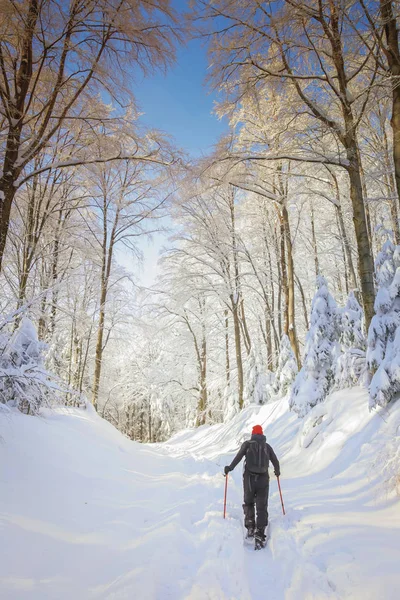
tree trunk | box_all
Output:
[382,120,400,243]
[261,211,276,366]
[0,184,17,272]
[92,183,119,409]
[279,213,289,336]
[346,155,375,329]
[239,299,251,355]
[392,81,400,218]
[310,202,319,277]
[67,314,75,396]
[282,205,301,367]
[196,328,208,427]
[295,274,309,331]
[92,278,107,410]
[337,211,350,295]
[334,253,344,300]
[228,188,244,409]
[80,325,93,394]
[389,188,400,244]
[380,0,400,218]
[148,410,152,443]
[232,297,244,409]
[265,313,273,370]
[275,223,283,339]
[335,204,357,290]
[225,309,230,386]
[0,0,39,271]
[38,289,48,340]
[50,212,63,337]
[357,151,374,255]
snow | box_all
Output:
[1,389,399,599]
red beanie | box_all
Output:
[252,424,263,435]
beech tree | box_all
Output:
[197,0,378,328]
[358,0,400,219]
[0,0,178,270]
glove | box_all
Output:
[274,469,280,478]
[224,465,232,475]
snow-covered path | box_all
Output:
[1,389,399,599]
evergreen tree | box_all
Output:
[243,348,271,407]
[367,234,400,408]
[335,291,366,388]
[272,334,298,398]
[289,276,339,417]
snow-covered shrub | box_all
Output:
[335,291,366,388]
[367,234,400,408]
[271,334,298,398]
[289,275,339,417]
[0,316,63,414]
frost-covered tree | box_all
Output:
[0,0,178,270]
[0,316,62,414]
[271,334,298,398]
[335,291,366,388]
[243,348,271,407]
[367,235,400,408]
[117,337,178,442]
[289,276,339,417]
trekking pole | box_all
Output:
[223,474,228,519]
[277,477,286,516]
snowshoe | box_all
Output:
[244,526,255,545]
[254,529,266,550]
[246,526,255,539]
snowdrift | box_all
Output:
[1,389,399,599]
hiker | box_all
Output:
[224,424,280,547]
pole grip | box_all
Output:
[223,473,228,519]
[277,476,286,516]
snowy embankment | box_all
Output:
[1,391,399,600]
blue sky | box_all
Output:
[134,29,227,157]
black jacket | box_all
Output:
[229,433,280,476]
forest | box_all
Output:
[1,0,400,442]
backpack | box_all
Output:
[245,440,269,474]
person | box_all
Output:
[224,424,280,547]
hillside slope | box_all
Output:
[1,389,399,599]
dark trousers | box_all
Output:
[243,470,269,531]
